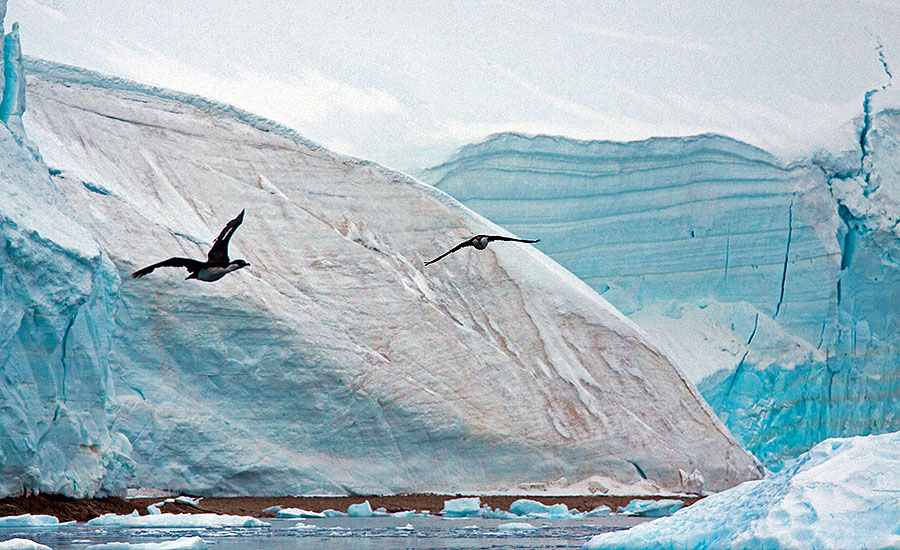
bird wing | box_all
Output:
[485,235,540,244]
[132,257,205,278]
[206,209,245,266]
[424,237,475,266]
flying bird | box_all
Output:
[425,234,540,266]
[132,210,251,282]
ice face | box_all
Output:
[0,56,761,498]
[422,114,900,469]
[584,431,900,550]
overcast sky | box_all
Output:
[11,0,899,172]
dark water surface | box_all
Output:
[1,516,650,549]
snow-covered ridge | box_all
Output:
[0,56,762,497]
[421,99,900,468]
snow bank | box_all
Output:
[86,538,207,550]
[86,511,268,528]
[585,431,900,550]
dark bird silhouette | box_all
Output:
[132,210,251,282]
[425,234,540,266]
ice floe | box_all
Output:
[585,432,900,549]
[86,511,268,528]
[85,537,207,549]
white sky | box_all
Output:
[10,0,900,172]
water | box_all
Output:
[1,516,649,549]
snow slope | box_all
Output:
[0,56,761,497]
[422,76,900,468]
[584,431,900,550]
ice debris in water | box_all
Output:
[616,499,684,517]
[498,522,537,530]
[85,537,207,550]
[86,511,269,528]
[275,508,326,519]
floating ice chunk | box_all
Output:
[174,497,202,507]
[585,505,612,517]
[0,515,60,528]
[509,499,570,518]
[86,512,269,528]
[147,505,161,515]
[289,522,316,530]
[85,537,207,549]
[347,501,374,517]
[275,508,326,519]
[497,522,537,530]
[616,499,684,517]
[260,506,281,514]
[0,540,53,550]
[322,509,347,518]
[390,510,417,518]
[394,523,414,531]
[440,497,482,517]
[479,507,518,520]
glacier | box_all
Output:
[0,29,762,496]
[421,70,900,468]
[584,431,900,550]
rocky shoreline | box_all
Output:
[0,494,702,523]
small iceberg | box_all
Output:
[346,500,388,517]
[86,511,269,528]
[509,499,579,519]
[440,497,482,517]
[275,508,326,519]
[616,499,684,517]
[0,515,60,528]
[0,540,52,550]
[85,537,207,549]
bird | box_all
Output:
[132,210,251,282]
[424,234,540,266]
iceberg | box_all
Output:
[440,497,482,518]
[584,431,900,550]
[0,49,761,497]
[0,515,59,528]
[422,94,900,469]
[85,511,268,528]
[508,499,572,518]
[85,538,207,550]
[615,499,683,517]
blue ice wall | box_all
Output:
[422,118,900,469]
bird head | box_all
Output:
[230,259,251,270]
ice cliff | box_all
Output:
[422,68,900,469]
[0,54,762,497]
